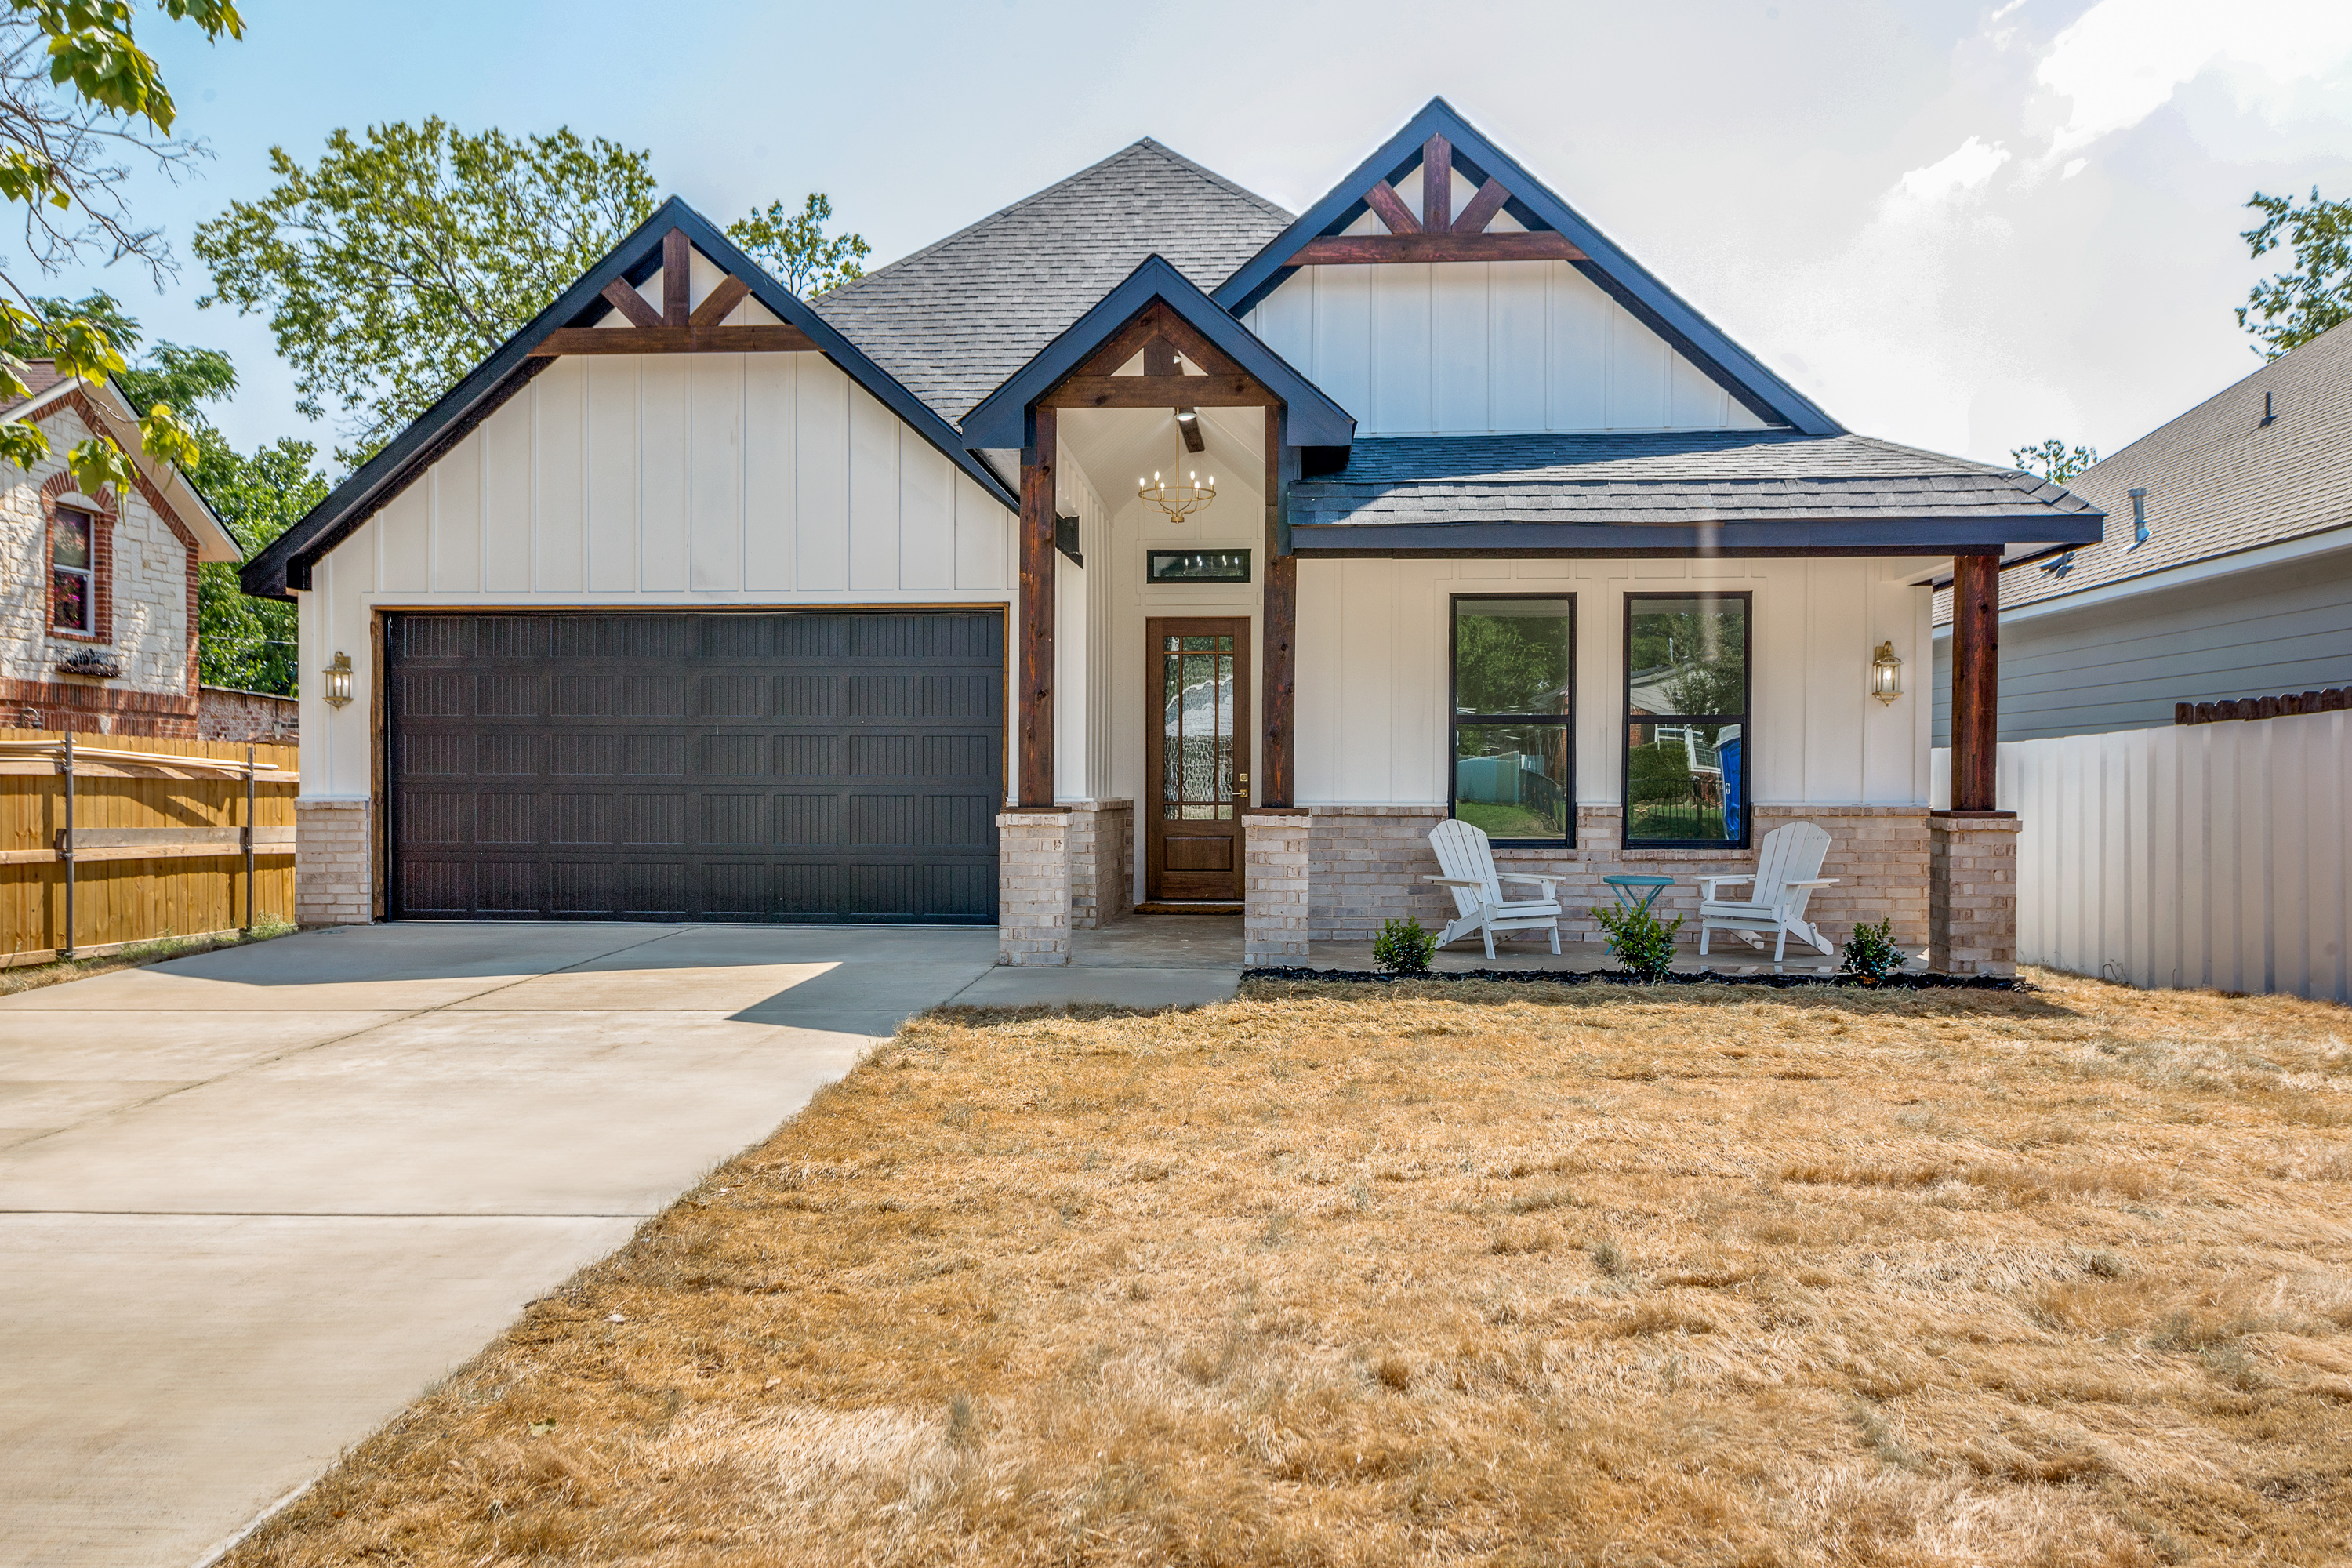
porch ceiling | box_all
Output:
[1060,403,1265,515]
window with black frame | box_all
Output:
[1624,593,1749,848]
[1450,597,1573,845]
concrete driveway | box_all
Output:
[0,921,1000,1568]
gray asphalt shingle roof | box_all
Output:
[1944,320,2352,622]
[811,140,1294,426]
[1293,432,2096,530]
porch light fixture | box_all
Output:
[1870,641,1903,705]
[1138,467,1215,524]
[322,651,354,709]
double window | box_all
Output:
[1450,597,1574,846]
[1624,593,1750,848]
[50,506,94,635]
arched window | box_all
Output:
[50,505,96,634]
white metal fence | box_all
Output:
[1936,710,2351,1001]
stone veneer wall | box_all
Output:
[296,800,372,927]
[1929,812,2019,977]
[1243,811,1313,966]
[1308,804,1931,953]
[1065,800,1133,931]
[996,810,1071,964]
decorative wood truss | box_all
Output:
[1284,134,1588,267]
[530,230,818,356]
[1041,300,1273,450]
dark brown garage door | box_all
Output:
[387,611,1002,922]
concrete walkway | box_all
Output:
[0,921,1000,1568]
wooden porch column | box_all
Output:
[1018,405,1057,808]
[1261,407,1295,808]
[1949,552,1999,811]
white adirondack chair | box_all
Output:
[1696,820,1838,962]
[1421,819,1563,960]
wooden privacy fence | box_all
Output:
[1942,709,2350,1000]
[1,728,298,964]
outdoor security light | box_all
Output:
[322,651,354,709]
[1871,641,1903,705]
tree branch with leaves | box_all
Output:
[2239,187,2350,359]
[0,1,240,495]
[728,192,869,296]
[2009,438,2098,486]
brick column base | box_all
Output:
[1243,810,1312,967]
[296,799,372,926]
[1065,800,1134,931]
[996,810,1071,965]
[1929,811,2018,977]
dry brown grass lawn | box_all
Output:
[228,971,2352,1567]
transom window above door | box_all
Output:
[1624,593,1751,848]
[1450,597,1574,846]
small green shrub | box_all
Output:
[1842,916,1904,982]
[1592,902,1682,982]
[1372,916,1436,975]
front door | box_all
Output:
[1145,618,1251,903]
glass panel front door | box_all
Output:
[1163,633,1236,822]
[1145,618,1250,902]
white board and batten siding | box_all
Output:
[1245,211,1769,437]
[1297,556,1935,809]
[298,348,1016,800]
[1933,714,2351,1002]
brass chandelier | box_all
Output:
[1138,467,1215,524]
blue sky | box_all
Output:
[34,0,2352,473]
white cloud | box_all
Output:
[1888,136,2012,207]
[2039,0,2352,155]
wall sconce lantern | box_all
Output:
[322,651,354,709]
[1870,641,1903,705]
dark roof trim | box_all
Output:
[1213,98,1843,438]
[1290,514,2107,557]
[960,254,1355,450]
[243,196,1018,600]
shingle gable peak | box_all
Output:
[823,138,1291,303]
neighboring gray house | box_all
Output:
[1934,319,2352,742]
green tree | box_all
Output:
[2238,187,2351,358]
[194,118,659,463]
[727,192,869,296]
[193,435,318,692]
[0,2,242,492]
[2009,437,2099,485]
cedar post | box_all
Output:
[1949,553,1999,812]
[1261,406,1296,808]
[1018,405,1058,808]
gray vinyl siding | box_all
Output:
[1933,544,2352,744]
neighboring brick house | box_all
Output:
[2,362,242,736]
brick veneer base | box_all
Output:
[296,800,372,927]
[996,810,1071,965]
[1307,804,1931,956]
[1243,811,1313,966]
[1065,800,1134,931]
[1929,811,2019,977]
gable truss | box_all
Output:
[1040,300,1274,416]
[1283,133,1586,268]
[530,229,820,357]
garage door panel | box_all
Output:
[390,611,1001,922]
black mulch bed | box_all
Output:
[1244,966,2024,992]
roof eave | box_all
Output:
[1212,97,1842,439]
[242,196,1019,601]
[1290,511,2107,557]
[960,253,1355,451]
